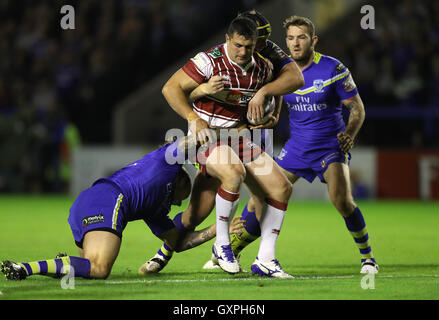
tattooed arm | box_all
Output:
[338,94,365,153]
[174,216,243,252]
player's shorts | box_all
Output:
[68,180,176,248]
[68,181,128,248]
[276,147,351,183]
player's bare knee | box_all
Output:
[220,165,246,191]
[333,197,356,217]
[269,178,292,202]
[89,262,112,279]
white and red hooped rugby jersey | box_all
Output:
[182,43,273,128]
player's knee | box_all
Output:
[268,178,292,201]
[89,262,112,279]
[332,196,356,216]
[220,165,246,190]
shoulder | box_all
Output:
[205,44,225,59]
[189,45,224,71]
[317,53,350,74]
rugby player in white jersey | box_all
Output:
[139,14,304,277]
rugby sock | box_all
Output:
[257,198,287,261]
[172,211,195,233]
[19,256,91,278]
[156,243,173,262]
[215,186,240,246]
[230,204,260,256]
[155,212,192,260]
[343,207,375,262]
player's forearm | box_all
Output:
[344,95,365,139]
[260,62,304,97]
[188,84,207,103]
[174,225,216,252]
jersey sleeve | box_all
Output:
[259,40,294,76]
[182,52,214,84]
[332,61,358,100]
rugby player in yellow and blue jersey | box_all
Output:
[205,15,379,276]
[0,140,243,280]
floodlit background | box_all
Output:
[0,0,438,200]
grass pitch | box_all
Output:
[0,195,438,300]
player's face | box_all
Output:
[226,32,257,66]
[285,25,317,62]
[255,35,269,52]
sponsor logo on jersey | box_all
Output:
[225,90,253,104]
[208,48,223,58]
[287,102,328,112]
[335,62,346,73]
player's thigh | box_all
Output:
[323,162,356,214]
[245,152,292,202]
[205,145,246,185]
[82,230,121,278]
[280,167,301,185]
[182,172,220,228]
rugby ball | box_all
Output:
[247,96,275,125]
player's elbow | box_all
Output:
[293,73,305,91]
[162,80,172,99]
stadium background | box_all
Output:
[0,0,438,200]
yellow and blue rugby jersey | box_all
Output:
[283,52,358,155]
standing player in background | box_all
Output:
[0,140,242,280]
[142,14,303,277]
[205,15,379,274]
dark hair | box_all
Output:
[239,10,271,38]
[227,16,257,39]
[283,15,316,37]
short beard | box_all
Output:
[294,46,314,66]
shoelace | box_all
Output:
[272,259,281,270]
[221,245,235,262]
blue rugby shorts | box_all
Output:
[276,147,351,183]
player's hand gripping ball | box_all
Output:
[247,96,275,126]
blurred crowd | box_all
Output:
[0,0,438,193]
[318,0,439,146]
[0,0,261,192]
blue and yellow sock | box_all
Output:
[19,256,91,278]
[343,207,375,263]
[157,243,173,261]
[230,204,260,256]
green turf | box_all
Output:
[0,195,438,300]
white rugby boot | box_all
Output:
[212,243,241,274]
[360,258,379,274]
[251,257,293,279]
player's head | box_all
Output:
[225,16,258,67]
[172,167,191,206]
[238,10,271,52]
[283,15,318,63]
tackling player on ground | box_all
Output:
[0,140,242,280]
[205,15,378,274]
